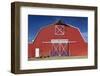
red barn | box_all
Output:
[28,20,88,59]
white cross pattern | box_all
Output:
[55,25,64,35]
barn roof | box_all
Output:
[54,19,70,27]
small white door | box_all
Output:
[35,48,39,57]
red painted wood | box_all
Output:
[28,24,87,58]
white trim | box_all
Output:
[43,40,77,44]
[51,39,68,43]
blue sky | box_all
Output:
[28,15,88,43]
